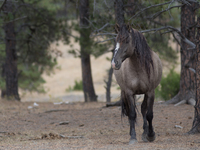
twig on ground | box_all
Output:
[59,121,70,125]
[44,109,68,113]
[59,135,84,139]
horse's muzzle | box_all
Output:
[111,59,120,70]
[112,64,120,70]
[111,60,120,70]
[111,62,116,69]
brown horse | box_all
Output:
[111,24,162,144]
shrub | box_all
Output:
[155,68,180,101]
[73,80,83,91]
[66,80,83,92]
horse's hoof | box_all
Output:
[146,133,156,142]
[142,133,148,142]
[129,139,138,145]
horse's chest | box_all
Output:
[114,70,149,94]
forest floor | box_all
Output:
[0,99,200,150]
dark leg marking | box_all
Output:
[146,92,156,142]
[126,94,137,145]
[141,94,148,142]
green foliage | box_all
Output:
[66,80,83,92]
[67,20,111,58]
[155,68,180,101]
[127,0,180,64]
[0,0,61,93]
[18,64,46,93]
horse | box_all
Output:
[111,24,162,145]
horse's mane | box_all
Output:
[117,25,154,77]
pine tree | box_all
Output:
[0,0,60,100]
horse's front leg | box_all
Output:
[126,94,137,145]
[146,91,156,142]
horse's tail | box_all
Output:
[121,91,137,121]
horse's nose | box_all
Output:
[111,59,116,69]
[115,61,118,66]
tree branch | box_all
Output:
[148,4,183,20]
[128,1,171,21]
[94,23,111,32]
[95,37,115,43]
[0,0,7,12]
[4,16,27,24]
[178,0,199,5]
[92,33,117,37]
[141,26,196,49]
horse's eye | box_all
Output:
[125,37,129,43]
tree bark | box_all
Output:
[3,1,20,100]
[106,0,125,107]
[126,0,139,16]
[188,16,200,134]
[79,0,97,102]
[165,2,196,105]
[105,64,113,103]
[1,63,6,98]
[114,0,125,26]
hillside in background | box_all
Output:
[21,40,120,102]
[21,37,180,103]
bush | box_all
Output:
[66,80,83,92]
[155,68,180,101]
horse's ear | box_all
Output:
[126,23,132,33]
[114,23,120,33]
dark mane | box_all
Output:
[131,29,154,77]
[117,24,154,77]
[116,25,130,43]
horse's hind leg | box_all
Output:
[146,91,156,142]
[141,94,148,142]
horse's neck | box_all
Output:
[129,52,140,66]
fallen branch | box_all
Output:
[44,109,68,113]
[106,100,121,107]
[174,99,187,106]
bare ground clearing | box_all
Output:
[0,99,199,150]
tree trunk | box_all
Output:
[188,16,200,134]
[3,1,20,101]
[165,2,196,105]
[104,64,113,103]
[127,0,138,16]
[1,63,6,98]
[106,0,125,107]
[79,0,97,102]
[114,0,125,26]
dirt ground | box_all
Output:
[0,99,199,150]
